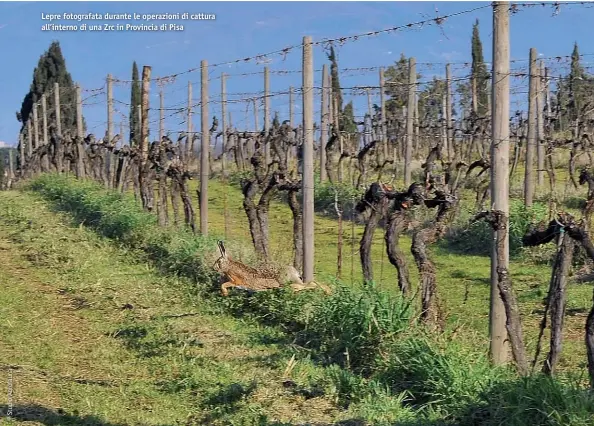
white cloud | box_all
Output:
[0,141,11,147]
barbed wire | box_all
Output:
[110,3,494,84]
[106,1,593,87]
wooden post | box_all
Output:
[414,91,419,157]
[221,72,227,175]
[525,47,537,207]
[41,95,48,145]
[289,86,294,127]
[545,67,551,119]
[446,64,453,160]
[537,60,545,187]
[366,88,373,145]
[320,64,329,182]
[200,60,209,236]
[76,85,83,138]
[404,57,416,187]
[8,148,14,179]
[187,81,193,158]
[302,36,315,283]
[19,133,25,174]
[139,66,152,210]
[75,84,85,178]
[26,120,32,157]
[159,85,164,141]
[107,74,113,143]
[441,95,448,159]
[54,83,63,176]
[40,94,50,172]
[490,0,511,366]
[32,102,39,150]
[140,68,151,158]
[264,66,270,165]
[54,82,61,137]
[380,67,388,161]
[289,86,295,168]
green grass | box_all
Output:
[2,173,594,424]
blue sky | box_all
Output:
[1,1,594,146]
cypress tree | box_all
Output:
[554,42,594,131]
[384,53,421,119]
[129,62,141,146]
[418,77,446,123]
[17,41,82,137]
[327,46,343,115]
[471,19,489,117]
[327,46,359,135]
[342,101,357,134]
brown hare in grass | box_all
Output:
[212,241,331,296]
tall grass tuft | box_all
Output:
[303,281,413,371]
[445,199,550,258]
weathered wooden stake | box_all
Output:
[490,0,511,366]
[54,82,62,137]
[107,74,113,143]
[289,86,294,127]
[8,149,14,179]
[41,95,48,145]
[32,102,39,150]
[320,64,329,182]
[19,133,24,175]
[159,85,164,141]
[26,120,32,157]
[264,66,270,165]
[446,64,453,160]
[76,85,83,138]
[537,60,545,187]
[525,47,537,207]
[302,36,315,283]
[289,86,296,168]
[200,60,209,236]
[137,66,153,210]
[75,85,85,178]
[380,67,388,161]
[221,72,227,175]
[41,94,50,172]
[404,57,416,187]
[187,81,193,158]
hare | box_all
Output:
[212,241,331,296]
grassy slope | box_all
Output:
[0,190,363,425]
[193,177,592,375]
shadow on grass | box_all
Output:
[111,322,189,358]
[0,404,126,426]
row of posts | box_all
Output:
[18,82,85,174]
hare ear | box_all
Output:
[218,240,227,258]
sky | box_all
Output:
[1,1,594,147]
